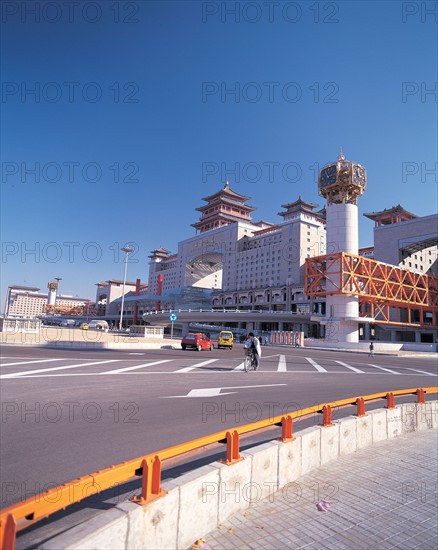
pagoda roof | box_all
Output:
[148,246,171,259]
[254,224,281,236]
[191,212,253,229]
[196,195,256,212]
[278,195,319,217]
[316,207,326,220]
[200,181,251,203]
[253,220,277,228]
[96,280,147,288]
[363,205,417,221]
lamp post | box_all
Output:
[119,246,134,331]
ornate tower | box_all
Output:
[318,150,367,343]
[191,181,255,234]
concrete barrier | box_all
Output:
[40,401,438,550]
[43,341,177,350]
[1,329,178,350]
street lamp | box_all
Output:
[119,246,134,331]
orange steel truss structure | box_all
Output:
[305,252,438,327]
[44,304,98,316]
[0,387,436,550]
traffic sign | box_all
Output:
[169,313,178,322]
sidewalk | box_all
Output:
[203,429,438,549]
[0,327,176,349]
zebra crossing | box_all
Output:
[0,354,436,379]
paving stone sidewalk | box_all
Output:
[203,430,438,550]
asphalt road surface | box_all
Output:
[1,344,437,510]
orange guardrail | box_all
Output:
[1,386,437,549]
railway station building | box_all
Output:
[145,181,437,343]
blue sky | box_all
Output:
[1,0,437,306]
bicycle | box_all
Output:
[244,348,258,372]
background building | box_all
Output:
[364,206,437,276]
[147,183,326,318]
[95,280,147,316]
[144,174,437,342]
[4,285,89,319]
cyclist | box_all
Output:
[244,332,261,370]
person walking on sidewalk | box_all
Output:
[369,342,374,357]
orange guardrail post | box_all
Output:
[356,397,366,417]
[151,456,162,495]
[132,456,166,505]
[386,392,395,409]
[281,415,294,441]
[416,388,426,404]
[0,513,16,550]
[322,405,334,427]
[225,430,241,463]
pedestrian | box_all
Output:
[369,342,374,357]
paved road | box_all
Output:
[1,344,437,511]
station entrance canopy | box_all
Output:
[305,252,438,327]
[186,251,223,285]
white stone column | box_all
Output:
[325,203,359,343]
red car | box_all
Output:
[181,333,214,351]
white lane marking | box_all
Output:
[0,358,63,367]
[5,370,433,379]
[174,359,219,373]
[0,360,119,379]
[163,383,287,398]
[335,361,364,373]
[128,352,145,355]
[233,362,245,371]
[404,367,436,376]
[305,357,327,372]
[368,364,401,375]
[277,355,287,372]
[100,360,172,374]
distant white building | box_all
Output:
[95,279,147,317]
[4,285,89,318]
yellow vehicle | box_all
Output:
[80,323,89,330]
[218,330,234,349]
